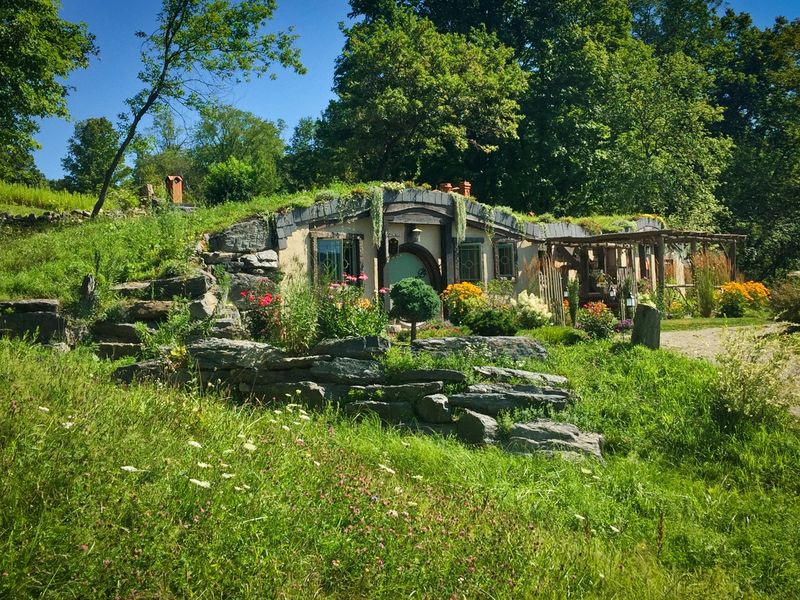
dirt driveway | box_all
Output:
[660,324,785,362]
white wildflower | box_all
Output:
[281,425,290,431]
[222,473,235,479]
[268,419,277,423]
[242,442,257,452]
[574,514,586,521]
[220,462,230,468]
[120,465,142,473]
[610,525,620,533]
[273,409,282,415]
[313,460,321,467]
[62,422,75,429]
[292,421,301,425]
[189,478,211,489]
[411,475,423,481]
[378,464,396,475]
[299,415,311,421]
[387,509,399,518]
[38,406,49,413]
[237,433,246,439]
[187,440,202,448]
[197,462,211,468]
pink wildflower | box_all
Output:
[358,272,368,281]
[379,287,389,295]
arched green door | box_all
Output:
[388,252,430,286]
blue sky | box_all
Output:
[33,0,799,179]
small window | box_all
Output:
[316,238,360,282]
[495,242,516,280]
[459,243,482,283]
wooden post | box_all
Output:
[730,240,737,281]
[655,236,666,303]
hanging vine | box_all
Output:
[479,202,494,241]
[450,192,466,244]
[370,186,384,247]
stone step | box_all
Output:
[0,299,60,313]
[506,420,603,460]
[96,342,141,360]
[473,366,569,387]
[412,336,547,361]
[349,381,443,403]
[0,310,67,343]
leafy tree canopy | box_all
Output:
[0,0,95,183]
[316,9,528,182]
[62,117,126,194]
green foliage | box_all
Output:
[389,278,441,327]
[450,192,466,243]
[204,157,257,204]
[394,321,471,342]
[713,331,799,431]
[3,335,800,596]
[91,0,304,215]
[61,117,124,194]
[0,0,96,183]
[135,299,208,359]
[771,279,800,324]
[462,306,519,336]
[518,325,590,346]
[318,280,388,342]
[193,103,285,198]
[315,8,527,182]
[576,301,617,339]
[567,278,580,326]
[369,186,383,247]
[279,278,320,355]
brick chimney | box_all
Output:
[458,180,471,197]
[438,182,453,193]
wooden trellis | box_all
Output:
[537,253,565,325]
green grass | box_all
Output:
[0,181,103,212]
[0,203,48,216]
[0,190,342,306]
[661,316,771,332]
[2,338,798,597]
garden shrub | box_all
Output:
[713,331,798,430]
[717,281,769,317]
[279,278,319,354]
[440,282,485,325]
[204,157,256,204]
[390,277,441,341]
[136,299,209,360]
[317,274,387,341]
[241,278,281,342]
[511,290,552,329]
[463,306,519,336]
[576,301,617,339]
[517,325,589,345]
[771,278,800,323]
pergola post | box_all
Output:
[655,236,666,302]
[730,240,737,281]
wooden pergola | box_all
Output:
[546,228,747,304]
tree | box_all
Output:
[204,156,256,204]
[283,117,324,191]
[193,103,284,197]
[61,117,123,193]
[91,0,304,216]
[317,9,528,183]
[591,41,732,228]
[0,0,95,183]
[389,277,441,342]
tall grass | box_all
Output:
[1,339,799,597]
[691,250,731,317]
[0,181,101,212]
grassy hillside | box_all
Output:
[2,338,798,598]
[0,190,338,305]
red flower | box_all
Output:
[240,291,247,297]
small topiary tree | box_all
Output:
[389,277,441,342]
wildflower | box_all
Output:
[188,440,202,448]
[281,425,290,431]
[574,514,586,521]
[610,525,620,533]
[189,479,211,489]
[332,559,341,567]
[273,409,282,415]
[378,464,396,475]
[242,442,257,452]
[411,475,423,481]
[220,462,230,468]
[387,509,399,518]
[120,465,142,473]
[313,461,321,467]
[329,282,340,290]
[240,291,248,297]
[222,473,235,479]
[62,421,75,429]
[197,462,211,468]
[378,287,389,295]
[358,272,368,281]
[299,414,311,421]
[38,406,49,413]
